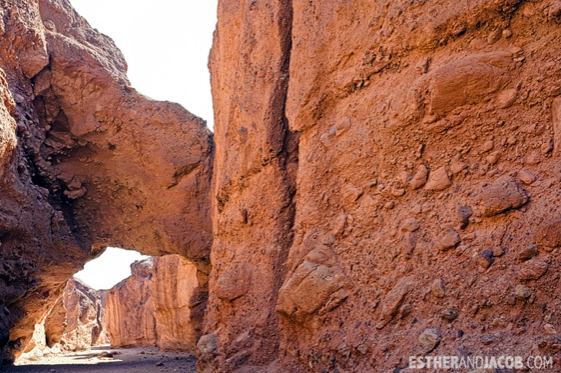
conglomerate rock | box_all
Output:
[0,0,213,364]
[202,0,561,372]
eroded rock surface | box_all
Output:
[0,0,213,365]
[153,254,204,353]
[106,255,203,353]
[19,278,108,361]
[203,0,561,372]
[106,259,156,348]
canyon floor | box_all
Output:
[3,347,196,373]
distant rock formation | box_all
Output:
[153,255,203,353]
[19,278,108,361]
[106,255,202,353]
[106,259,156,348]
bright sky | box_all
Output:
[74,247,149,290]
[69,0,217,129]
[69,1,218,289]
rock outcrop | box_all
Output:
[18,277,108,361]
[106,259,156,348]
[106,255,203,353]
[153,255,203,353]
[0,0,213,364]
[52,278,108,351]
[202,0,561,372]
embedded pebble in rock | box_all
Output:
[517,259,549,281]
[526,150,541,165]
[503,29,513,38]
[534,218,561,251]
[401,218,420,232]
[486,151,501,165]
[493,246,505,257]
[392,187,406,197]
[518,245,538,261]
[410,204,422,214]
[425,167,452,191]
[541,141,554,155]
[344,185,363,203]
[518,170,537,185]
[398,171,413,185]
[450,159,467,174]
[478,176,529,217]
[385,201,396,210]
[410,165,429,189]
[457,206,473,229]
[482,140,494,153]
[436,228,461,251]
[487,29,502,44]
[418,328,442,354]
[515,284,533,301]
[497,88,518,108]
[401,232,417,258]
[477,250,495,270]
[441,309,458,321]
[430,278,446,298]
[544,324,557,335]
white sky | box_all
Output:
[75,247,149,290]
[69,0,217,129]
[69,0,218,289]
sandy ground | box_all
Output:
[3,346,196,373]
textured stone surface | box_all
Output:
[7,0,561,372]
[18,278,108,361]
[106,259,156,348]
[0,0,213,364]
[106,255,204,353]
[204,0,561,372]
[153,255,203,353]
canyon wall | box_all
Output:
[20,277,108,361]
[203,0,561,372]
[106,255,202,353]
[0,0,213,364]
[153,254,203,353]
[106,259,156,348]
[46,278,108,351]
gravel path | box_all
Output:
[3,347,196,373]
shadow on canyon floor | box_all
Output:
[4,347,196,373]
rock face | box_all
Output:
[106,255,202,353]
[0,0,213,364]
[106,259,156,348]
[19,277,108,361]
[203,0,561,372]
[54,278,108,351]
[153,255,203,353]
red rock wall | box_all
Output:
[204,0,561,372]
[19,277,108,360]
[200,0,298,370]
[106,255,203,352]
[153,255,203,353]
[106,259,156,348]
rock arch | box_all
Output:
[0,0,213,363]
